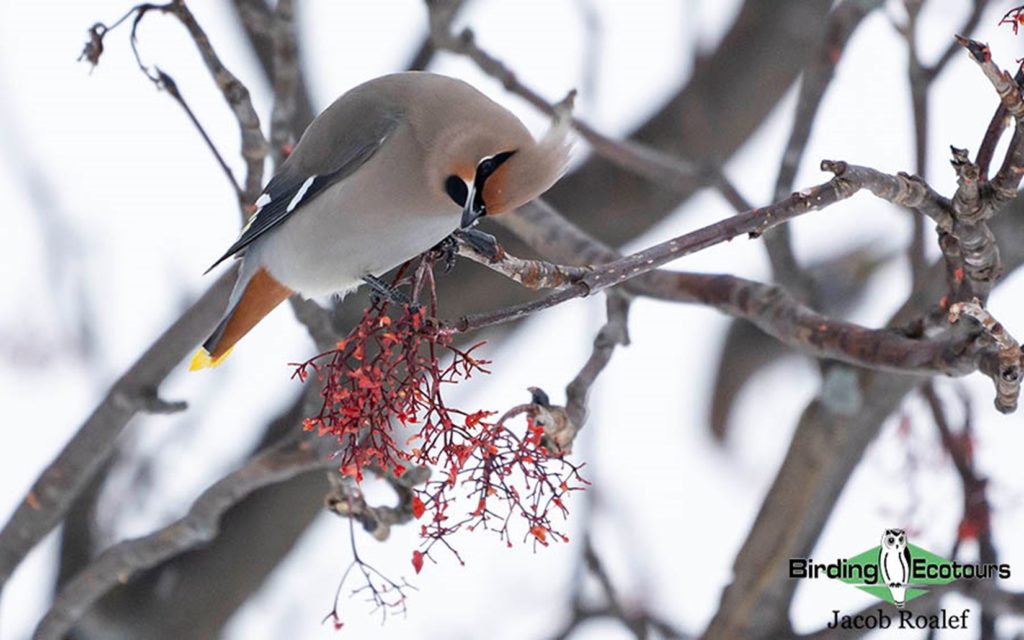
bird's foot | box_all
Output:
[453,228,501,261]
[430,235,460,273]
[362,275,413,307]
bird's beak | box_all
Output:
[461,181,482,229]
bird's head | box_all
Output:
[438,109,572,229]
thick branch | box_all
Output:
[949,298,1023,412]
[704,211,1024,638]
[0,268,235,595]
[33,437,335,640]
[428,16,742,205]
[268,0,298,166]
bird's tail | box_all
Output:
[189,267,293,370]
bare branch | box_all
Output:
[156,70,243,198]
[767,0,882,292]
[456,236,590,290]
[33,436,336,640]
[451,161,954,333]
[0,268,235,595]
[162,0,267,205]
[81,1,268,214]
[949,298,1023,412]
[564,291,630,430]
[269,0,298,166]
[425,4,745,207]
[498,198,986,379]
[522,290,631,456]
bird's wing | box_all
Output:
[204,111,400,274]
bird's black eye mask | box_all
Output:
[444,175,468,207]
[443,150,516,212]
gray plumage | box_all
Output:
[193,72,571,366]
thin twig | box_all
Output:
[564,291,631,430]
[551,537,691,640]
[922,384,998,637]
[80,1,268,214]
[766,0,883,295]
[451,161,954,333]
[163,0,267,206]
[455,237,590,289]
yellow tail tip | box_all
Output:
[189,346,233,371]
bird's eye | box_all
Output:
[475,150,516,182]
[445,175,468,206]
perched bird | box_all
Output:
[191,72,571,370]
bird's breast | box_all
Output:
[249,178,460,298]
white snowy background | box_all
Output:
[2,0,1024,638]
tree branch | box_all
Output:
[451,161,953,333]
[426,0,755,212]
[33,436,336,640]
[949,298,1023,412]
[766,0,882,294]
[472,207,987,378]
[0,268,235,596]
[81,1,270,214]
[564,291,631,430]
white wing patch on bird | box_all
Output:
[239,193,274,236]
[287,176,317,213]
[254,193,272,210]
[204,115,397,275]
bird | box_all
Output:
[878,528,911,608]
[190,72,572,370]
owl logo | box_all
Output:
[879,528,911,607]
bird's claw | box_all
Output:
[363,275,412,307]
[431,235,459,273]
